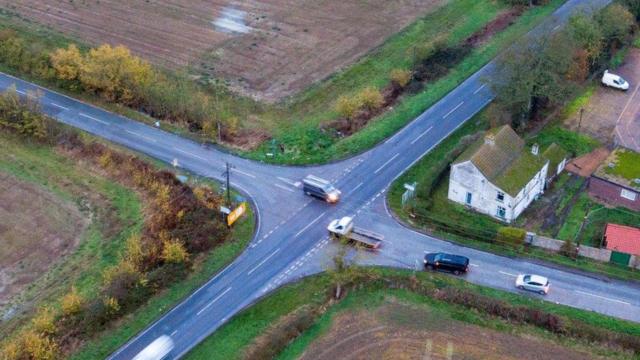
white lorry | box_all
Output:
[327,216,383,249]
[132,335,174,360]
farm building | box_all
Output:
[447,125,566,223]
[588,148,640,211]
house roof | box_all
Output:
[454,125,547,196]
[604,223,640,256]
[594,148,640,190]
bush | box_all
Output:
[61,287,83,316]
[335,95,359,119]
[357,87,384,111]
[496,227,526,247]
[390,68,412,88]
[560,238,578,259]
[161,239,189,264]
[31,307,57,336]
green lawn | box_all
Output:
[0,133,143,337]
[557,193,640,247]
[187,268,640,360]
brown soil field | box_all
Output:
[0,0,443,102]
[0,172,88,309]
[299,298,595,360]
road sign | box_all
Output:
[227,202,247,226]
[402,182,417,207]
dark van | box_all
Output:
[303,175,341,203]
[424,252,469,275]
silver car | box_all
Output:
[515,274,550,295]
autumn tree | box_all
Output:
[567,14,604,65]
[50,44,84,82]
[80,44,153,105]
[31,307,57,335]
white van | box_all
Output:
[602,70,629,90]
[132,335,175,360]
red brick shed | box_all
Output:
[603,223,640,256]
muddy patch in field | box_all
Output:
[299,297,594,360]
[0,172,89,308]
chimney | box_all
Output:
[531,143,539,155]
[484,133,495,146]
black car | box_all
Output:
[424,252,469,275]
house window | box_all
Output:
[465,192,472,205]
[621,189,637,201]
[496,191,505,202]
[496,206,506,218]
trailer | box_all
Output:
[327,216,383,249]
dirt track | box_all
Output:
[0,0,442,102]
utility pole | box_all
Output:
[578,107,584,134]
[222,162,233,207]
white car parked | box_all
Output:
[515,274,550,295]
[602,70,629,90]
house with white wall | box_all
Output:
[447,125,553,223]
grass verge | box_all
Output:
[187,268,639,360]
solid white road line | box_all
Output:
[443,101,464,119]
[175,147,207,161]
[498,271,517,277]
[473,84,486,95]
[232,168,256,178]
[50,102,69,111]
[410,126,433,145]
[374,153,399,174]
[295,211,327,238]
[247,248,280,275]
[125,129,157,143]
[575,290,630,305]
[79,112,109,125]
[196,287,232,316]
[274,183,295,192]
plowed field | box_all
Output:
[0,0,442,101]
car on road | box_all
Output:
[303,175,341,203]
[132,335,174,360]
[515,274,550,295]
[602,70,629,90]
[424,252,469,275]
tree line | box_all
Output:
[489,2,638,130]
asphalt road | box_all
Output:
[1,0,636,358]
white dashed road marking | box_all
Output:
[575,290,630,305]
[125,129,157,143]
[443,101,464,119]
[374,153,399,174]
[410,126,433,145]
[295,211,327,238]
[274,183,295,192]
[248,248,280,276]
[498,271,517,277]
[196,287,232,316]
[80,112,109,125]
[473,84,486,94]
[50,102,69,111]
[232,168,256,178]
